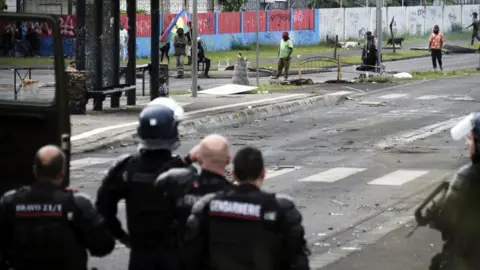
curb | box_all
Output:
[71,92,347,154]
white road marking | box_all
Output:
[326,91,352,96]
[449,95,474,101]
[375,116,464,149]
[70,157,115,170]
[298,167,366,182]
[368,170,429,186]
[71,94,306,141]
[416,95,446,100]
[265,166,302,179]
[378,93,409,99]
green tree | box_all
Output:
[0,0,7,11]
[218,0,245,12]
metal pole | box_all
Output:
[126,0,137,105]
[191,0,198,97]
[255,0,260,86]
[76,0,86,70]
[151,0,160,100]
[376,0,382,72]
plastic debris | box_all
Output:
[329,212,344,216]
[393,72,413,79]
[341,246,361,251]
[331,199,348,206]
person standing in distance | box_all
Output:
[428,25,444,71]
[95,99,193,270]
[465,12,480,45]
[0,145,115,270]
[155,134,235,269]
[272,32,294,81]
[185,146,310,270]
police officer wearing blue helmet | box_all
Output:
[416,113,480,270]
[95,98,194,270]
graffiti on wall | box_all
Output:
[269,10,290,31]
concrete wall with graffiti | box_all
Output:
[24,4,480,57]
[319,4,479,41]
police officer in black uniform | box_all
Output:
[185,146,310,270]
[95,99,193,270]
[0,145,115,270]
[155,134,235,269]
[419,113,480,269]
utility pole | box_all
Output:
[191,0,198,96]
[376,0,382,72]
[255,0,260,86]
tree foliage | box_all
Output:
[218,0,245,12]
[0,0,7,11]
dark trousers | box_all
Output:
[431,49,442,69]
[201,57,211,76]
[129,248,179,270]
[472,32,480,45]
[161,50,169,63]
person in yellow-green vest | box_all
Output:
[272,32,293,81]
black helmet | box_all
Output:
[137,98,184,151]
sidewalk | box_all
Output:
[319,222,442,270]
[71,86,357,153]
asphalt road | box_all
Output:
[67,75,480,269]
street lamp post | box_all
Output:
[376,0,382,73]
[255,0,260,86]
[191,0,198,97]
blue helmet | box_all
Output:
[137,98,185,151]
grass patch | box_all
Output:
[205,43,339,63]
[169,90,191,95]
[340,50,428,64]
[394,31,471,45]
[358,68,480,83]
[251,83,298,93]
[409,69,480,80]
[260,50,429,69]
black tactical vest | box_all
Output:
[207,187,282,270]
[175,170,233,239]
[124,153,185,248]
[6,184,86,270]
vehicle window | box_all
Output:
[0,18,56,104]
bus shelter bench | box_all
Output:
[119,64,150,96]
[86,84,136,111]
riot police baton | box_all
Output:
[405,181,449,238]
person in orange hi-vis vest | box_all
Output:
[429,25,444,71]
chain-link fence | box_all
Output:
[13,0,75,14]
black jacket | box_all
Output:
[185,183,310,270]
[0,182,115,270]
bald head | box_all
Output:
[194,134,230,169]
[33,145,66,183]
